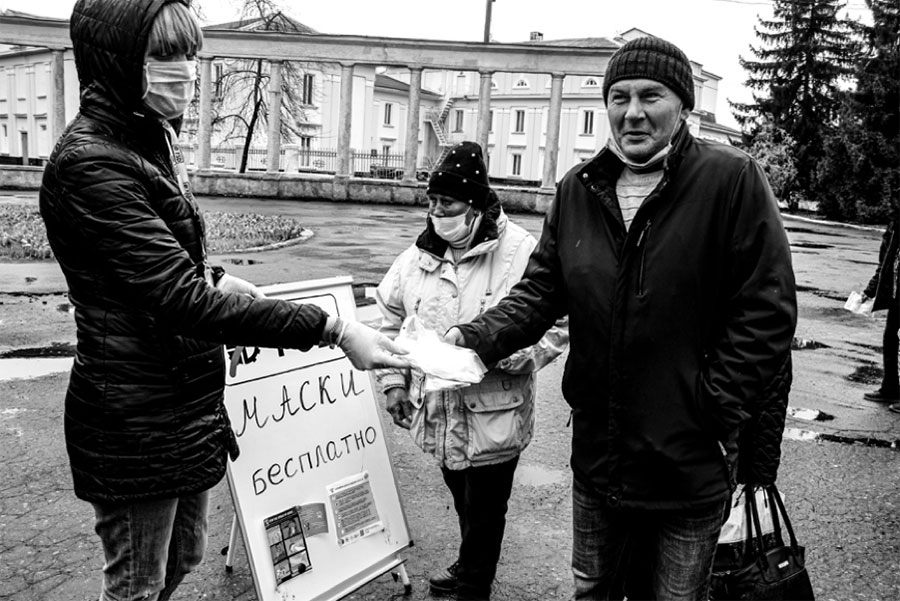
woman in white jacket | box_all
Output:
[375,142,567,601]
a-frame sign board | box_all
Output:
[223,276,412,601]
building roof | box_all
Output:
[522,36,619,49]
[0,9,66,21]
[206,14,319,35]
[375,73,442,98]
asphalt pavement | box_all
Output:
[1,191,898,600]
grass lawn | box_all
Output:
[0,204,309,260]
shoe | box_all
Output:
[429,560,459,594]
[888,403,900,415]
[863,389,900,403]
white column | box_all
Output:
[336,63,354,179]
[50,50,66,142]
[542,73,565,189]
[403,67,423,182]
[197,57,213,170]
[476,71,493,153]
[266,60,283,173]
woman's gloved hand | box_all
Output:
[338,320,410,370]
[385,388,413,429]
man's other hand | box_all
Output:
[442,327,466,347]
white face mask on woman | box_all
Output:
[432,209,477,244]
[142,59,197,120]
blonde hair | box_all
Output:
[146,2,203,57]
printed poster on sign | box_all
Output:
[327,471,383,547]
[264,507,313,584]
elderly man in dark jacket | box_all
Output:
[447,36,797,600]
[39,1,406,599]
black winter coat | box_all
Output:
[864,214,899,311]
[457,126,797,509]
[40,0,326,504]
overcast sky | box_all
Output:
[1,0,872,129]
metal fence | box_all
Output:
[179,145,410,179]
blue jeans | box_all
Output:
[571,477,727,601]
[91,491,209,601]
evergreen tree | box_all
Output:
[816,0,899,223]
[732,0,858,195]
[747,120,799,209]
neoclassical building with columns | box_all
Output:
[0,11,739,188]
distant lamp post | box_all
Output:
[484,0,495,43]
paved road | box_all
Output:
[1,191,898,600]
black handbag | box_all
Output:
[710,484,815,600]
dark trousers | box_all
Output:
[882,299,899,394]
[441,456,519,599]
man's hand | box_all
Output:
[385,388,413,429]
[216,273,265,299]
[442,326,466,347]
[339,320,410,370]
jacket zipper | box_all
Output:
[636,220,652,296]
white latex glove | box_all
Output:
[339,320,410,370]
[216,273,265,299]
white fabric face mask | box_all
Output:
[431,209,475,244]
[607,109,685,173]
[142,60,197,120]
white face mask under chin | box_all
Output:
[608,113,684,172]
[142,60,197,120]
[431,210,476,244]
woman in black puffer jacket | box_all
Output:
[40,1,406,599]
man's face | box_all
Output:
[607,78,689,163]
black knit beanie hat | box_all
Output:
[427,141,491,210]
[603,36,695,110]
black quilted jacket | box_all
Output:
[40,0,326,504]
[457,126,797,508]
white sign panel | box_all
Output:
[224,276,412,601]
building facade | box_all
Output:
[0,13,740,184]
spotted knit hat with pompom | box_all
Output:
[426,141,491,210]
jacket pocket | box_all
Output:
[463,374,533,462]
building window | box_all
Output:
[454,109,464,132]
[384,103,393,126]
[511,153,522,176]
[491,79,498,90]
[582,110,594,135]
[300,136,312,166]
[514,110,525,133]
[301,74,315,105]
[214,63,224,99]
[488,110,494,133]
[514,78,530,89]
[583,77,599,88]
[382,144,392,156]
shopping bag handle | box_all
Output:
[745,483,801,557]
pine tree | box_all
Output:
[732,0,858,195]
[815,0,899,222]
